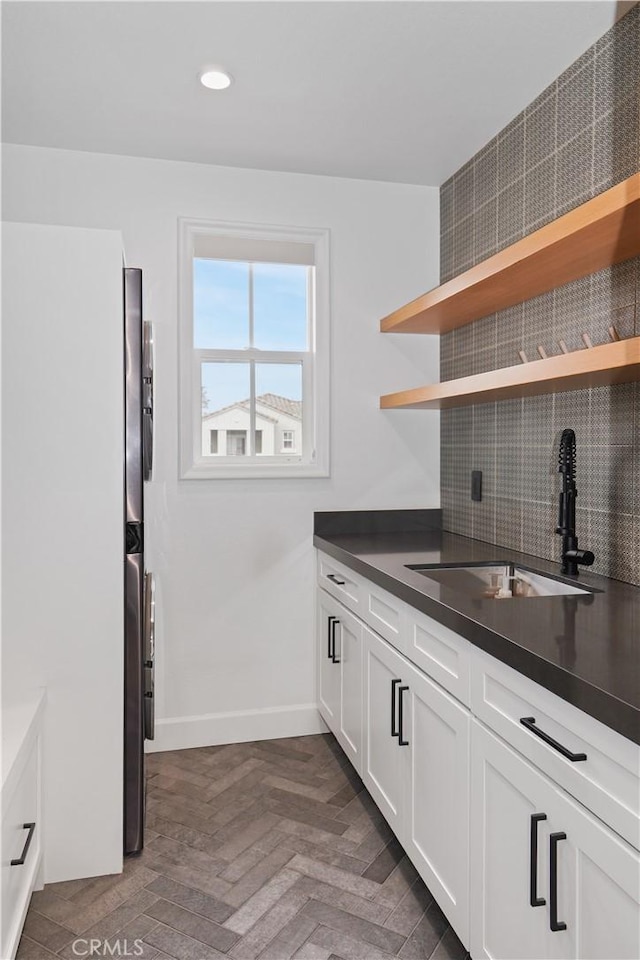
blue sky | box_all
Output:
[195,258,307,412]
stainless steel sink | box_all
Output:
[406,562,594,599]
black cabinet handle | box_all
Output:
[549,832,567,932]
[391,679,401,737]
[520,717,587,762]
[327,616,337,660]
[11,822,36,866]
[331,619,340,664]
[327,574,346,586]
[397,686,409,746]
[530,813,547,907]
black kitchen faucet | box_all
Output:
[556,428,595,576]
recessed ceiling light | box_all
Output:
[199,67,233,91]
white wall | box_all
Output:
[2,222,124,881]
[2,144,440,751]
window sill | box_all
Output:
[181,461,330,481]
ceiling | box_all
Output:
[1,1,623,186]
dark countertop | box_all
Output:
[313,518,640,745]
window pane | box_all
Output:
[194,259,249,349]
[201,362,250,457]
[253,263,308,350]
[256,363,302,457]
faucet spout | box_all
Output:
[556,429,594,576]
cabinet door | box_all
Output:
[317,592,341,732]
[471,720,640,960]
[362,626,408,836]
[404,660,470,945]
[335,608,363,774]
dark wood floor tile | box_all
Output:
[20,733,458,960]
[430,926,468,960]
[299,899,406,954]
[145,835,226,875]
[215,811,281,862]
[145,876,234,924]
[205,758,265,801]
[222,845,296,908]
[144,921,228,959]
[55,887,159,951]
[253,739,315,764]
[266,786,348,822]
[374,857,420,909]
[223,867,301,935]
[361,837,405,883]
[21,911,75,952]
[227,887,310,960]
[333,791,379,826]
[277,819,362,856]
[280,836,369,877]
[292,877,391,925]
[398,901,449,960]
[142,853,232,902]
[325,783,361,809]
[265,799,349,837]
[383,877,434,935]
[145,899,239,952]
[16,936,60,959]
[257,910,318,960]
[218,841,269,883]
[309,924,396,960]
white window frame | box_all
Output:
[179,218,330,480]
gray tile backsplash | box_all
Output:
[440,4,640,584]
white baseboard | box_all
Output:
[145,703,328,753]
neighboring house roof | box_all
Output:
[256,394,302,419]
[203,393,301,422]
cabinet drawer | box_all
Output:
[406,608,471,706]
[361,581,407,654]
[471,647,640,850]
[2,736,41,959]
[317,552,362,613]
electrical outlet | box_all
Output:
[471,470,482,502]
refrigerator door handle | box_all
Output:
[143,572,155,741]
[142,321,153,482]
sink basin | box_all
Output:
[406,562,594,599]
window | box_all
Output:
[282,430,294,451]
[179,219,330,479]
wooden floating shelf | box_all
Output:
[380,173,640,335]
[380,337,640,409]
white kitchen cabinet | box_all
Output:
[1,692,45,960]
[362,625,407,835]
[315,550,640,959]
[316,591,363,773]
[403,656,470,943]
[362,627,471,942]
[471,719,640,960]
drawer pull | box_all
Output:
[327,616,338,660]
[397,686,409,746]
[11,822,36,866]
[549,831,567,932]
[327,574,346,586]
[520,717,587,762]
[529,813,547,907]
[391,678,401,737]
[330,619,341,664]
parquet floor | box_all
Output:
[18,734,467,960]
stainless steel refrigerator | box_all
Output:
[124,267,155,856]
